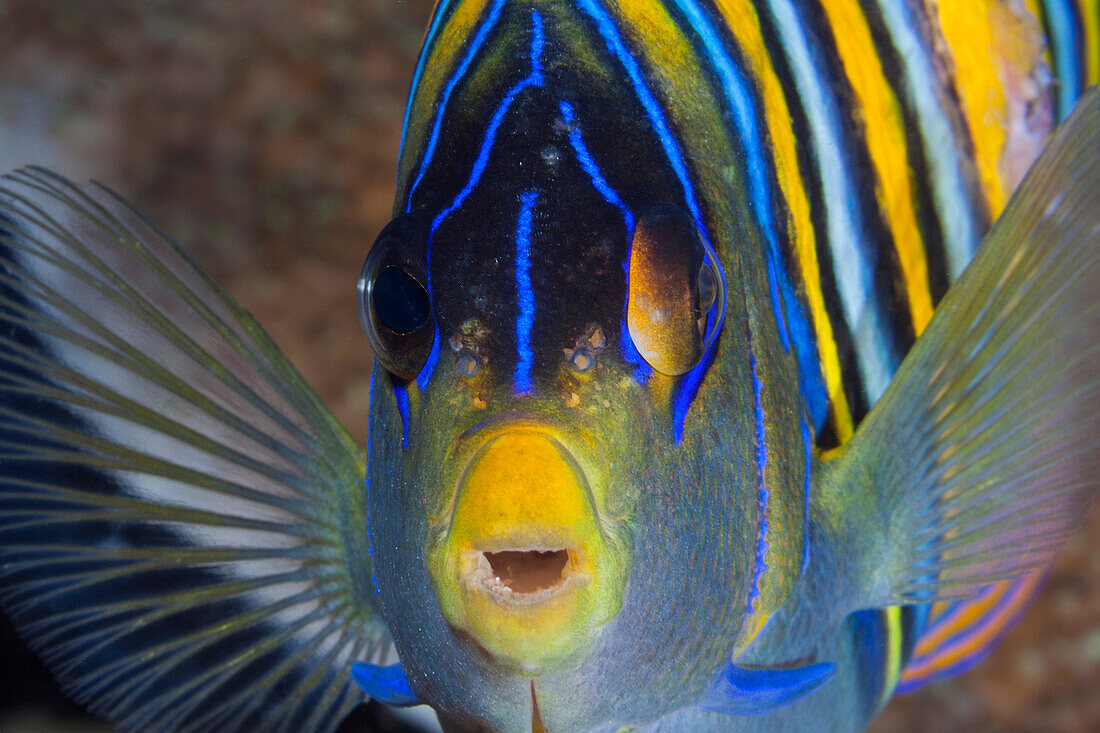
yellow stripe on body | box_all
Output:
[817,0,934,337]
[714,0,855,441]
[935,1,1010,216]
[396,0,494,205]
[1084,0,1100,86]
[880,606,904,707]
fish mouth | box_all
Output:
[428,427,624,671]
[463,548,583,604]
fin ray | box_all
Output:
[823,89,1100,606]
[0,167,389,732]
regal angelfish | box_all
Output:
[0,1,1098,731]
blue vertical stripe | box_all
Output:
[1044,0,1084,120]
[514,191,538,394]
[393,383,410,450]
[746,341,770,616]
[428,11,545,270]
[406,0,508,208]
[415,331,441,393]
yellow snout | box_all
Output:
[428,429,621,672]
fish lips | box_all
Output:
[426,426,626,673]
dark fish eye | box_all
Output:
[626,203,727,376]
[357,215,436,381]
[373,266,431,334]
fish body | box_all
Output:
[0,1,1098,732]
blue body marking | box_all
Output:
[406,0,508,208]
[393,383,410,449]
[428,11,545,263]
[514,191,538,394]
[800,412,812,573]
[746,343,769,615]
[703,660,835,716]
[1045,0,1084,120]
[399,1,453,166]
[559,100,636,234]
[669,345,713,444]
[351,663,421,707]
[416,331,441,393]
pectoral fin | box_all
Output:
[700,661,835,716]
[820,88,1100,608]
[0,168,392,732]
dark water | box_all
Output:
[0,2,1095,731]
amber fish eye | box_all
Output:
[357,216,436,381]
[626,203,726,376]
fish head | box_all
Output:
[361,3,810,729]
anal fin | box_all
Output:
[897,572,1045,692]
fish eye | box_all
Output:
[626,203,727,376]
[373,267,430,334]
[357,215,436,381]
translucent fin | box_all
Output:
[897,572,1045,692]
[0,167,389,732]
[822,88,1100,606]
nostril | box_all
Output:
[484,549,569,594]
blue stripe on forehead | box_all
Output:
[427,11,545,285]
[560,100,635,235]
[406,0,508,208]
[575,0,706,246]
[514,191,538,395]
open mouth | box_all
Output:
[429,428,624,668]
[465,548,581,604]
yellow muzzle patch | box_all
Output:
[429,429,621,672]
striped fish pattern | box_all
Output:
[403,0,1098,444]
[0,1,1096,731]
[394,0,1099,718]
